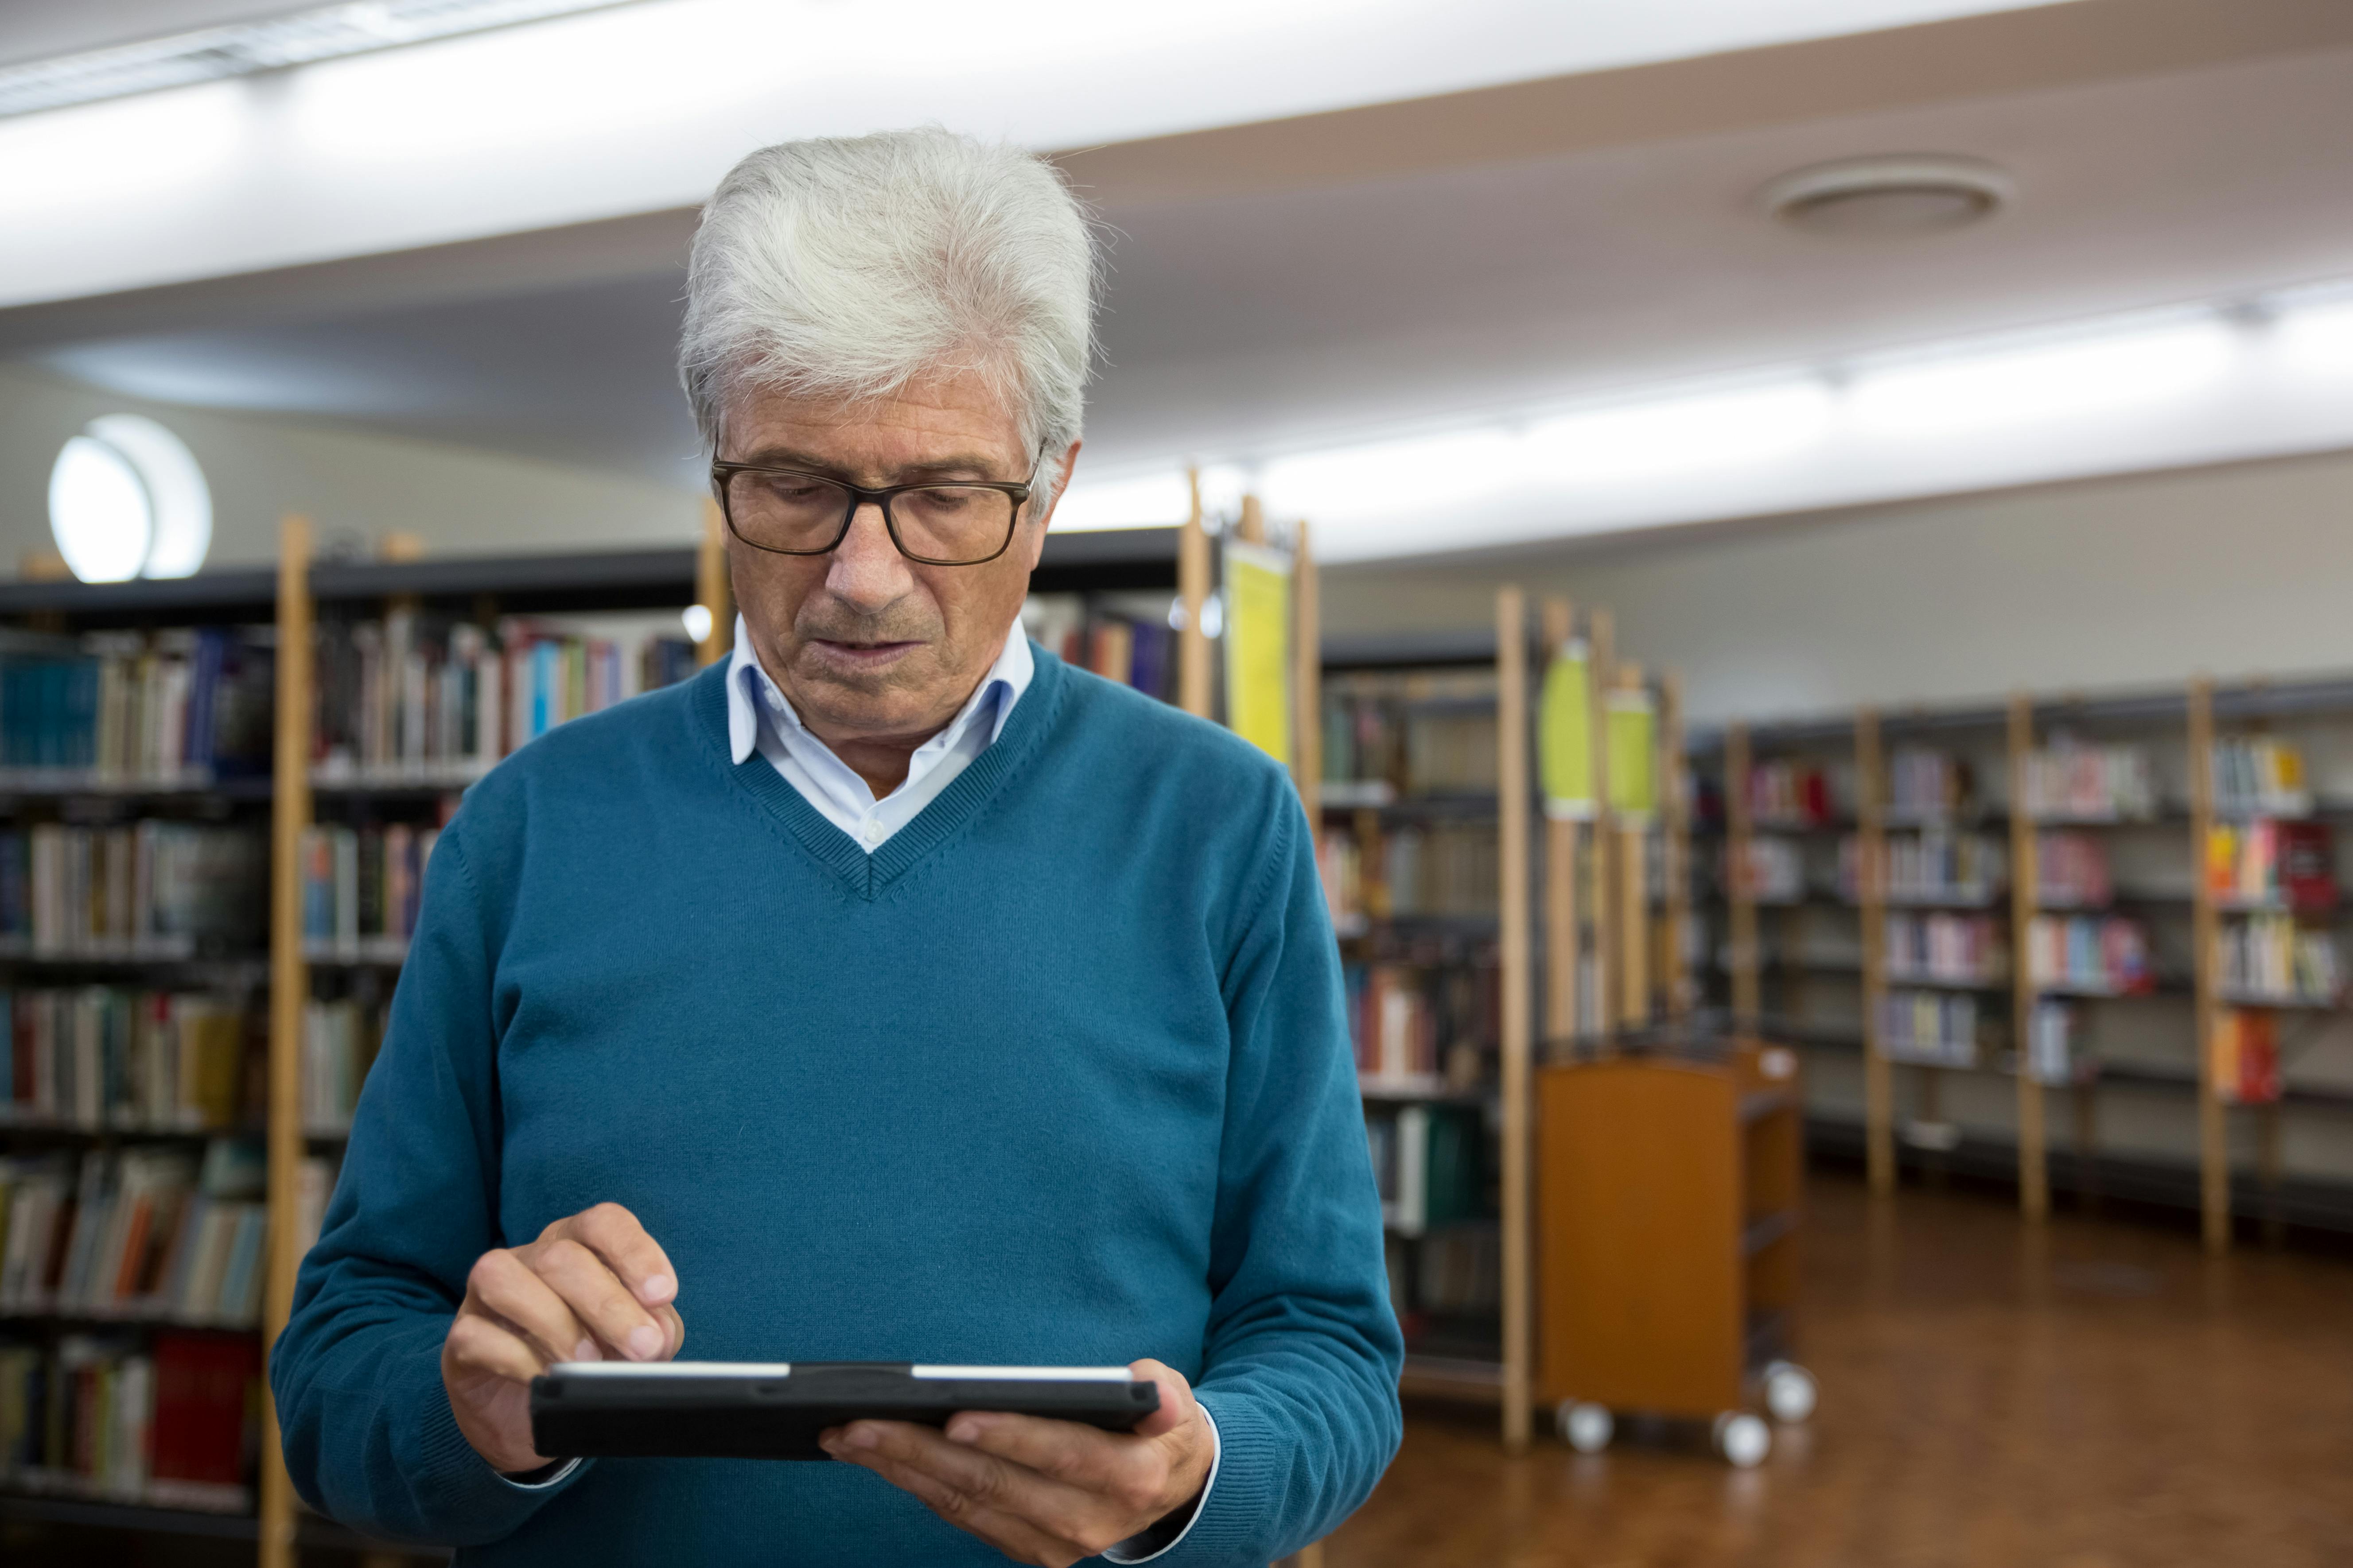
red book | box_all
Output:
[151,1330,261,1486]
[2279,822,2336,913]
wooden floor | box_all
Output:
[1328,1173,2353,1568]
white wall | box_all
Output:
[0,364,703,571]
[1325,447,2353,726]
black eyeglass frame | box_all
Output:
[709,456,1044,567]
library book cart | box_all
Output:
[0,514,1187,1568]
[1514,595,1816,1468]
[1692,675,2353,1252]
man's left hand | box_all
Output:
[820,1358,1214,1568]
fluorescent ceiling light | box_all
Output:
[1053,470,1195,533]
[1260,428,1525,521]
[1525,380,1834,480]
[2271,296,2353,377]
[0,0,637,118]
[1849,317,2239,434]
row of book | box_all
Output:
[1315,830,1367,934]
[2026,914,2153,994]
[2035,831,2112,908]
[1346,962,1497,1085]
[299,822,440,957]
[0,1329,258,1509]
[1746,758,1837,827]
[2217,915,2345,1003]
[1886,748,1979,822]
[2205,820,2334,911]
[1316,823,1501,928]
[1384,824,1500,918]
[302,997,385,1135]
[1020,599,1177,705]
[1734,836,1807,904]
[2019,738,2158,822]
[1319,672,1502,796]
[0,631,274,783]
[1396,1225,1501,1320]
[2209,736,2312,819]
[0,1142,330,1327]
[1880,990,1985,1069]
[0,823,266,956]
[2022,999,2081,1086]
[312,615,697,782]
[1886,911,2006,985]
[1365,1104,1486,1237]
[1879,829,2003,906]
[2209,1009,2282,1104]
[2,988,257,1132]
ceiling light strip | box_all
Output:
[0,0,638,118]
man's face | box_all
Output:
[720,372,1076,747]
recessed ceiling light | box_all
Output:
[1757,155,2014,238]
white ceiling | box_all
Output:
[9,0,2353,542]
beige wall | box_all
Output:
[1325,448,2353,726]
[0,364,703,571]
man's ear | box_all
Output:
[1024,440,1083,570]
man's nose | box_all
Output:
[823,501,914,610]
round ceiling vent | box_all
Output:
[1758,155,2014,238]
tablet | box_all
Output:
[529,1362,1161,1461]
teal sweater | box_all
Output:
[271,650,1403,1565]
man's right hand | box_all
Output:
[441,1202,685,1475]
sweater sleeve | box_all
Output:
[1164,784,1406,1565]
[270,820,588,1546]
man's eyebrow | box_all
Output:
[727,447,1020,482]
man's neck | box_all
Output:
[759,632,1013,800]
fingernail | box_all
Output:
[572,1339,601,1363]
[626,1325,664,1360]
[946,1419,980,1444]
[847,1427,878,1451]
[639,1274,676,1304]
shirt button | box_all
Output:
[862,820,884,844]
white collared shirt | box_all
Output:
[725,615,1032,852]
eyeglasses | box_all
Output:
[710,457,1041,566]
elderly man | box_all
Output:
[271,129,1402,1567]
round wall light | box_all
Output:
[46,414,212,583]
[1758,154,2014,238]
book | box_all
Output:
[2209,1009,2281,1104]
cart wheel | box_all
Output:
[1556,1400,1614,1453]
[1712,1412,1770,1468]
[1762,1361,1817,1424]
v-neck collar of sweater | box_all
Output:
[692,642,1068,899]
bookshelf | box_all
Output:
[0,521,1185,1566]
[1322,598,1692,1457]
[1317,619,1522,1444]
[1692,674,2353,1250]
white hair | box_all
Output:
[680,127,1097,498]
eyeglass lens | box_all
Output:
[723,472,1018,563]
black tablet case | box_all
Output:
[530,1362,1160,1461]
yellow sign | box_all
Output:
[1606,687,1657,819]
[1223,540,1291,767]
[1540,639,1594,820]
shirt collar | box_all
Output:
[725,614,1032,767]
